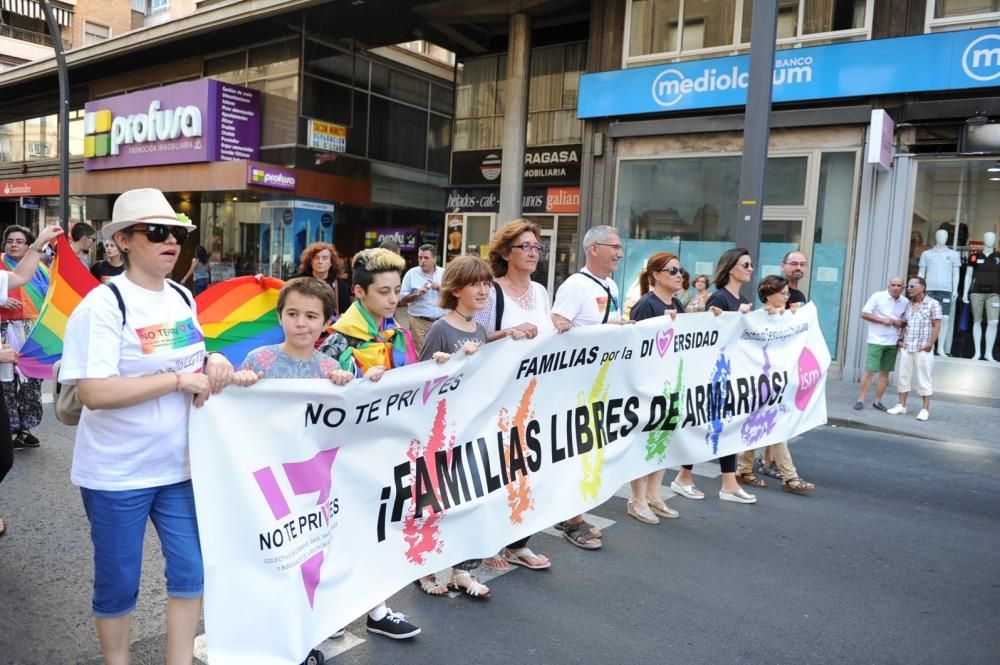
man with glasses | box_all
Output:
[550,225,628,550]
[854,277,908,411]
[887,277,941,421]
[780,250,809,306]
[400,244,445,354]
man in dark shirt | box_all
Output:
[781,250,809,305]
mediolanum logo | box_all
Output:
[962,34,1000,82]
[651,57,813,108]
[83,101,202,158]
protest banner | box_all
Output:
[190,305,829,664]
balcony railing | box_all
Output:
[0,23,71,50]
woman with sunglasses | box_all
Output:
[672,247,757,505]
[0,222,64,539]
[473,218,553,572]
[626,252,686,523]
[61,188,235,665]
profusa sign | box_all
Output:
[84,79,261,170]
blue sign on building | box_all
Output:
[578,28,1000,118]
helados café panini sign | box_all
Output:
[83,79,261,170]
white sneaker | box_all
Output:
[886,404,907,415]
[916,409,929,421]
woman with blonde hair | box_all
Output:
[295,242,351,320]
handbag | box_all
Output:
[53,359,83,426]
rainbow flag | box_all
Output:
[1,254,49,321]
[18,236,101,380]
[196,275,284,366]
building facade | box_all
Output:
[576,0,1000,397]
[0,1,455,281]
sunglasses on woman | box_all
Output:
[657,266,683,276]
[131,223,188,245]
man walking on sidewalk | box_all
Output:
[887,276,941,421]
[855,276,907,411]
[400,244,445,354]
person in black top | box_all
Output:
[699,247,756,504]
[294,242,352,320]
[627,252,685,524]
[780,250,808,305]
[90,239,126,283]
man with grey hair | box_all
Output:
[400,243,445,353]
[550,225,637,550]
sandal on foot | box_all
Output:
[448,570,490,598]
[502,547,551,570]
[783,477,815,494]
[555,519,602,549]
[413,575,448,596]
[481,555,513,571]
[670,481,705,500]
[755,458,782,479]
[737,473,767,488]
[719,488,757,504]
[647,499,679,519]
[627,499,659,524]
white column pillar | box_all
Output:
[498,12,531,226]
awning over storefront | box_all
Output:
[0,0,73,27]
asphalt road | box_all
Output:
[1,412,998,665]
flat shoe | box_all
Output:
[719,488,757,504]
[873,401,888,412]
[647,500,679,519]
[670,481,705,500]
[853,401,864,410]
[627,499,660,524]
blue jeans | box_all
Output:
[80,480,204,618]
[193,278,209,296]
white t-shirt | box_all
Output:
[61,275,205,491]
[918,247,961,292]
[0,271,8,302]
[862,290,908,346]
[552,268,622,326]
[474,281,555,336]
[401,265,446,319]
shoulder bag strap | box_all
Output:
[492,281,505,331]
[577,271,613,324]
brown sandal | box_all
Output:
[737,473,767,488]
[783,477,815,494]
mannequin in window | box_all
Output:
[918,229,961,356]
[962,231,1000,362]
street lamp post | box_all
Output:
[735,0,779,302]
[37,0,70,231]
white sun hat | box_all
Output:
[102,188,196,237]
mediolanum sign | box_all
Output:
[579,27,1000,118]
[451,144,581,186]
[84,79,261,170]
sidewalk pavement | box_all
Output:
[824,376,1000,448]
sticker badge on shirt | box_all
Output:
[135,318,204,355]
[596,296,608,312]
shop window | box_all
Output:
[431,84,454,115]
[301,76,367,157]
[628,0,870,62]
[909,159,1000,361]
[368,97,428,170]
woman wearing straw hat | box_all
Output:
[0,222,64,539]
[60,188,235,665]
